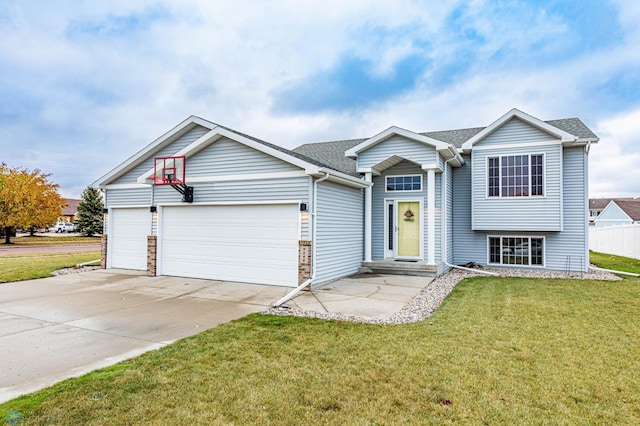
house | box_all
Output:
[61,198,81,223]
[588,198,633,225]
[95,108,598,288]
[594,199,640,228]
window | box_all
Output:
[487,154,544,197]
[488,236,544,266]
[386,175,422,192]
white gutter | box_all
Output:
[273,172,331,307]
[589,265,640,277]
[444,262,499,276]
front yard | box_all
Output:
[2,257,639,424]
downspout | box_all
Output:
[444,261,499,276]
[273,172,330,307]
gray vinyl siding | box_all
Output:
[357,135,437,169]
[370,161,440,262]
[112,126,210,184]
[314,180,364,284]
[472,143,562,231]
[187,137,300,176]
[452,156,486,264]
[479,118,558,146]
[105,187,151,207]
[453,149,589,272]
[545,147,588,271]
[445,162,454,264]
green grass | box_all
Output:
[0,251,101,283]
[1,235,101,246]
[590,251,640,274]
[2,273,639,424]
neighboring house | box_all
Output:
[594,199,640,228]
[588,198,632,225]
[61,198,81,223]
[95,108,598,288]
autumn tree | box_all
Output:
[0,163,65,244]
[74,186,104,237]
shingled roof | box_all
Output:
[294,117,598,173]
[611,199,640,221]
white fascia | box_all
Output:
[345,126,450,158]
[136,126,329,184]
[95,115,217,188]
[133,125,368,189]
[461,108,577,151]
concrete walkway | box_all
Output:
[0,269,432,403]
[288,274,432,318]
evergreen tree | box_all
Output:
[75,187,104,237]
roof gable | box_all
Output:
[461,108,577,150]
[96,116,366,188]
[345,126,463,167]
[611,199,640,221]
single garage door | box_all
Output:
[109,208,149,270]
[159,204,299,286]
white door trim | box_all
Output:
[383,198,424,260]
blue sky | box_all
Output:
[1,0,639,198]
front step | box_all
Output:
[359,260,442,277]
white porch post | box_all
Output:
[427,168,436,265]
[364,172,372,262]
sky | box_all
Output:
[1,0,639,199]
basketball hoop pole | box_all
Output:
[171,183,194,203]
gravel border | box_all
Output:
[263,266,622,324]
[51,265,102,275]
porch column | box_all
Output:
[364,172,372,262]
[426,168,436,265]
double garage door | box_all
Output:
[109,204,299,287]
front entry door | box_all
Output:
[386,200,422,259]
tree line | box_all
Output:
[0,163,103,243]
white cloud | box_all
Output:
[590,109,640,197]
[0,0,639,199]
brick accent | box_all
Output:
[147,236,157,277]
[100,234,108,269]
[298,240,312,288]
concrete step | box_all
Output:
[359,260,441,277]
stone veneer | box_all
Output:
[147,236,157,277]
[100,234,108,269]
[298,240,312,287]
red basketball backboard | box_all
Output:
[153,156,185,185]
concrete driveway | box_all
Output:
[0,269,432,403]
[0,269,290,403]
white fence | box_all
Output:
[589,224,640,260]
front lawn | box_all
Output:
[2,273,639,424]
[0,251,101,283]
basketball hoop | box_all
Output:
[153,156,193,202]
[154,156,185,185]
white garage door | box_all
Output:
[160,204,299,286]
[109,208,149,270]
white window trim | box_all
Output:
[485,153,546,199]
[385,174,424,193]
[486,235,546,268]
